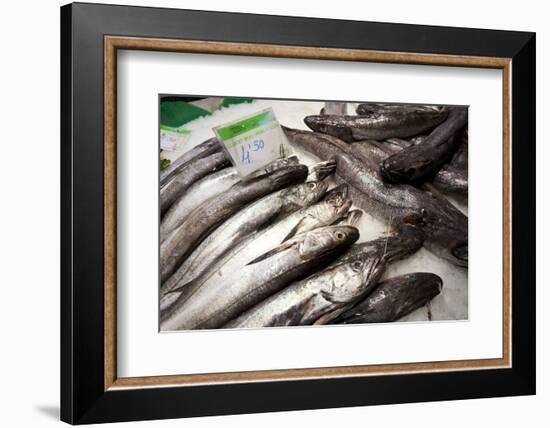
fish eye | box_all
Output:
[320,125,327,132]
[307,182,317,189]
[351,261,363,271]
[335,231,347,241]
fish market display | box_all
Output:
[224,225,423,328]
[160,164,308,282]
[160,163,332,312]
[283,126,468,267]
[161,225,359,330]
[157,97,468,331]
[163,184,352,312]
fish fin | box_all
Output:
[164,277,196,295]
[246,241,297,265]
[281,218,307,243]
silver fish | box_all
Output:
[160,156,302,242]
[163,184,352,310]
[160,168,240,242]
[160,151,230,214]
[160,137,223,187]
[160,225,359,331]
[160,174,329,312]
[159,164,308,282]
[304,107,448,142]
[336,272,443,324]
[224,254,382,328]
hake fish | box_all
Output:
[159,168,330,312]
[381,107,467,183]
[160,167,240,242]
[160,151,230,214]
[160,225,359,331]
[160,137,223,187]
[283,127,468,267]
[224,224,424,329]
[304,107,448,142]
[224,254,382,329]
[160,156,303,242]
[162,184,352,310]
[160,164,308,282]
[336,272,443,324]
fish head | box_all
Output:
[381,224,425,262]
[298,225,359,260]
[304,115,354,141]
[285,180,328,209]
[395,273,443,308]
[323,184,353,219]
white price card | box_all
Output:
[160,125,192,152]
[213,108,292,177]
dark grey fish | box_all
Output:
[304,108,448,142]
[160,151,230,214]
[159,164,308,282]
[283,127,468,267]
[160,137,223,187]
[336,272,443,324]
[381,107,468,183]
[161,225,359,331]
[353,137,467,197]
[356,103,441,116]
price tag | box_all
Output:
[160,125,192,152]
[213,108,292,177]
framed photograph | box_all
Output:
[61,2,535,424]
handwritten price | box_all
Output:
[240,139,265,164]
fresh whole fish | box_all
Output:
[160,156,302,242]
[163,184,353,310]
[353,138,467,197]
[336,272,443,324]
[160,151,230,214]
[356,103,440,116]
[224,254,382,329]
[160,168,240,242]
[160,164,308,282]
[159,169,330,312]
[223,224,423,329]
[160,137,223,187]
[283,127,468,267]
[304,107,448,142]
[160,225,359,331]
[381,107,468,183]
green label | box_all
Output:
[216,111,273,141]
